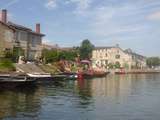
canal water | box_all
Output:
[0,74,160,120]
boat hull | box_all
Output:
[0,74,36,88]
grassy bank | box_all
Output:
[0,59,16,73]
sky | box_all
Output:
[0,0,160,56]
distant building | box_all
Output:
[42,44,59,50]
[0,9,45,60]
[0,10,15,57]
[92,45,146,69]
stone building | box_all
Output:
[0,10,15,57]
[8,22,45,60]
[0,9,45,60]
[91,45,146,69]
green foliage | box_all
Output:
[147,57,160,68]
[0,58,15,72]
[79,39,94,60]
[42,48,78,63]
[108,63,114,69]
[59,50,77,61]
[42,49,59,63]
[114,62,121,68]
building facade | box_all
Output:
[92,45,146,69]
[0,10,15,57]
[0,9,45,60]
[8,22,45,60]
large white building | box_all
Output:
[91,45,146,69]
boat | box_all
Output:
[54,72,78,80]
[83,71,109,78]
[0,74,35,88]
[93,71,110,77]
[27,73,52,80]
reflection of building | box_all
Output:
[92,45,146,69]
[0,9,45,60]
[0,10,15,56]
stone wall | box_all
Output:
[0,23,14,56]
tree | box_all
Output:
[79,39,94,60]
[42,49,59,63]
[58,50,77,61]
[146,57,160,68]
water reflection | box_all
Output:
[0,87,41,119]
[0,74,160,120]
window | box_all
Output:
[115,55,120,59]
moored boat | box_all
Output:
[0,74,36,88]
[27,73,52,80]
[55,72,78,80]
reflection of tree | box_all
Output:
[0,86,42,119]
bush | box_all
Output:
[0,59,15,72]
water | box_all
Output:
[0,74,160,120]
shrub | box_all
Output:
[0,59,15,72]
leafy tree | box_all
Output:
[147,57,160,68]
[59,50,77,61]
[42,48,78,63]
[79,39,94,60]
[42,49,59,63]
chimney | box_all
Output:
[36,23,40,33]
[1,9,7,23]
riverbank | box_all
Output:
[1,62,160,75]
[113,69,160,74]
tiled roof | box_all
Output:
[8,21,31,31]
[94,46,115,50]
[0,21,15,31]
[124,49,146,59]
[7,21,45,36]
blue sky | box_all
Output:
[0,0,160,56]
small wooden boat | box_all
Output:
[93,71,110,77]
[80,70,109,79]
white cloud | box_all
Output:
[148,11,160,21]
[86,4,148,38]
[45,0,57,10]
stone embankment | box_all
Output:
[15,63,46,74]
